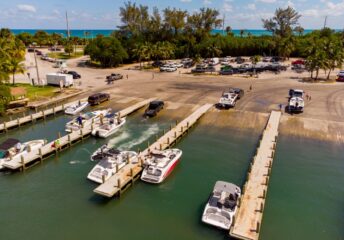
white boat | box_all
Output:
[91,114,126,138]
[0,138,46,170]
[65,109,110,132]
[87,145,137,183]
[141,148,182,184]
[288,96,304,113]
[202,181,241,230]
[218,91,238,108]
[64,101,89,115]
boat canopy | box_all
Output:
[0,138,20,151]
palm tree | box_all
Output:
[8,58,25,85]
[240,29,245,37]
[294,26,304,36]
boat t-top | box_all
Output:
[64,101,89,115]
[202,181,241,230]
[65,109,111,132]
[0,138,46,170]
[141,148,182,184]
[87,145,137,184]
[91,113,126,138]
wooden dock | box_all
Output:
[93,103,213,198]
[2,99,155,171]
[0,98,87,134]
[230,111,281,240]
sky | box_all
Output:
[0,0,343,30]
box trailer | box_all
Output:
[46,73,74,87]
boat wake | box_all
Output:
[118,124,160,150]
[69,160,86,165]
[108,130,131,147]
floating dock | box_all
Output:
[93,103,213,198]
[2,98,156,171]
[0,98,87,133]
[230,111,281,240]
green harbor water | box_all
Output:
[0,111,343,240]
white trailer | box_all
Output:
[46,73,74,87]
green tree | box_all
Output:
[34,30,51,47]
[132,42,152,68]
[0,85,11,115]
[163,8,187,35]
[16,32,33,46]
[84,36,128,67]
[262,6,301,38]
[64,40,74,55]
[8,58,25,85]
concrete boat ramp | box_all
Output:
[93,103,213,198]
[2,98,156,171]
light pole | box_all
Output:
[32,42,41,85]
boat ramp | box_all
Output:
[230,110,281,240]
[93,103,213,198]
[2,98,156,171]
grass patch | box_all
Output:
[11,84,59,100]
[47,51,84,60]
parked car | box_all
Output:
[152,61,164,68]
[144,100,164,117]
[292,59,305,65]
[49,47,61,51]
[183,61,195,68]
[337,76,344,82]
[67,71,81,79]
[160,65,177,72]
[236,57,245,64]
[88,93,110,106]
[219,69,234,75]
[106,73,123,81]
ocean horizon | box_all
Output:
[10,28,324,38]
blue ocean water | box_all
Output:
[10,29,318,38]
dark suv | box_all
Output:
[67,71,81,79]
[88,93,110,105]
[144,100,164,117]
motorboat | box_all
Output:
[218,91,238,108]
[87,145,137,183]
[64,101,89,115]
[0,138,46,170]
[141,148,182,184]
[202,181,241,230]
[65,109,110,132]
[91,113,126,138]
[288,96,304,113]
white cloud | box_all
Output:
[180,0,192,2]
[17,4,36,13]
[302,1,344,17]
[223,0,233,12]
[203,0,212,4]
[247,3,256,10]
[256,0,277,3]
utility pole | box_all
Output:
[33,43,40,85]
[66,11,70,39]
[323,16,328,29]
[222,14,226,35]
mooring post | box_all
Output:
[174,131,177,138]
[42,110,46,120]
[102,175,106,184]
[116,164,119,173]
[27,144,31,153]
[167,137,170,145]
[17,118,20,127]
[159,143,162,150]
[31,114,34,122]
[271,150,274,158]
[3,122,7,132]
[39,148,43,160]
[21,155,25,171]
[68,134,71,146]
[62,104,65,110]
[117,179,121,188]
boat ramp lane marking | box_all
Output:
[0,98,88,133]
[1,99,157,171]
[230,111,281,240]
[93,103,213,198]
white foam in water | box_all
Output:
[108,131,131,147]
[118,123,160,150]
[69,160,82,165]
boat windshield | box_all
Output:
[0,150,7,158]
[147,166,162,176]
